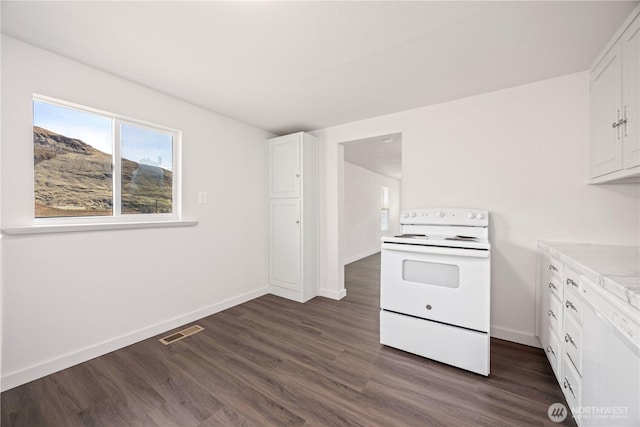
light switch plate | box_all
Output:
[198,191,207,204]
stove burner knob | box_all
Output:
[403,212,409,218]
[468,212,476,219]
[437,211,445,218]
[411,212,416,218]
[476,212,485,220]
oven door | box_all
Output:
[380,242,490,332]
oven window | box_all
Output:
[402,260,460,288]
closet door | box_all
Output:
[269,199,301,291]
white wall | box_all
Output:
[0,36,272,390]
[315,71,640,346]
[343,161,400,263]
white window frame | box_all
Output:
[33,94,182,226]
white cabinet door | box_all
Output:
[590,45,623,179]
[269,199,301,291]
[622,15,640,170]
[268,135,300,199]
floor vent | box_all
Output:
[159,325,204,345]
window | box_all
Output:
[33,96,180,222]
[380,186,389,231]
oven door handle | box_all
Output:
[381,243,489,258]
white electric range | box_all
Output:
[380,207,491,376]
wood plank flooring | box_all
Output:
[2,252,576,426]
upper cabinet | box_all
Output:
[589,7,640,184]
[268,134,301,198]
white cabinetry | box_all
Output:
[537,242,640,426]
[267,132,318,303]
[561,266,583,418]
[536,251,564,382]
[268,134,301,198]
[589,7,640,183]
[537,249,585,424]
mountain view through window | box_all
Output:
[33,99,174,218]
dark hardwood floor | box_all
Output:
[2,252,575,426]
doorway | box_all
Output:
[338,133,402,301]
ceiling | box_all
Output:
[343,133,402,181]
[1,1,638,135]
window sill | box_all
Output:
[2,220,198,235]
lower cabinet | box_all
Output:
[268,199,301,292]
[537,250,564,383]
[536,247,585,425]
[537,242,640,427]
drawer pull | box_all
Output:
[566,278,578,288]
[566,301,577,312]
[547,345,556,357]
[565,333,577,349]
[548,309,557,320]
[563,378,576,398]
[549,264,558,272]
[549,282,557,291]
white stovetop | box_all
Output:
[382,234,491,250]
[538,241,640,310]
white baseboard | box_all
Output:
[1,287,269,392]
[318,288,347,300]
[491,326,541,348]
[343,248,380,265]
[268,285,304,303]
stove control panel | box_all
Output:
[400,208,489,226]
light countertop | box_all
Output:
[538,241,640,310]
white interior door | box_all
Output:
[269,199,301,291]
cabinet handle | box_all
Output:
[548,309,557,320]
[566,300,577,312]
[547,345,556,357]
[296,173,300,178]
[549,264,558,272]
[549,282,557,291]
[615,109,625,139]
[296,220,300,224]
[565,332,577,349]
[563,378,576,398]
[566,278,578,288]
[624,106,628,137]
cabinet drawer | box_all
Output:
[564,313,583,375]
[562,356,582,412]
[548,275,563,302]
[564,267,581,293]
[548,292,563,334]
[548,258,564,279]
[547,332,562,383]
[564,288,584,325]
